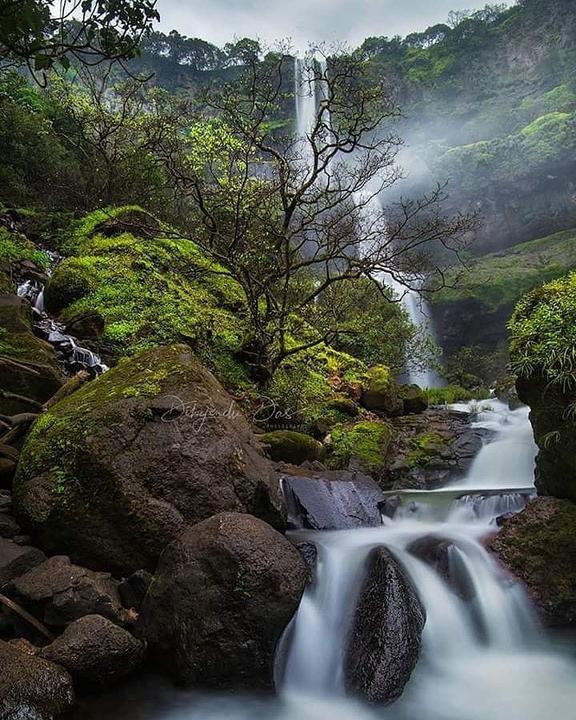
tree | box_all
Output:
[47,65,175,212]
[0,0,159,78]
[156,50,476,384]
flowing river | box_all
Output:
[75,399,576,720]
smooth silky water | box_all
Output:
[74,398,576,720]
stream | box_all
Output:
[73,399,576,720]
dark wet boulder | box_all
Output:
[138,512,307,689]
[0,639,74,719]
[0,538,45,586]
[14,345,283,574]
[281,470,384,529]
[64,311,105,339]
[360,366,403,416]
[398,384,428,415]
[0,295,63,414]
[490,497,576,625]
[118,570,153,611]
[345,547,425,704]
[0,511,21,538]
[408,535,472,600]
[41,614,144,687]
[260,430,325,465]
[9,555,127,627]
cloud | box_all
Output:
[155,0,494,50]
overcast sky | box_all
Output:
[155,0,501,50]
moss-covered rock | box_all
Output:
[328,421,393,476]
[490,497,576,625]
[0,295,63,414]
[510,272,576,501]
[43,206,248,389]
[397,384,428,414]
[259,431,325,465]
[13,344,283,574]
[360,365,403,416]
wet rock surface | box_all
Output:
[0,639,75,719]
[138,512,307,689]
[40,614,144,687]
[490,497,576,625]
[345,547,426,704]
[383,408,487,490]
[8,555,127,628]
[0,538,45,587]
[14,345,284,574]
[281,469,384,529]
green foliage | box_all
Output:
[329,421,393,473]
[435,228,576,313]
[510,272,576,388]
[425,385,490,405]
[0,226,49,269]
[0,0,159,74]
[312,278,416,371]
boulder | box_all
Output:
[281,470,384,530]
[383,408,486,491]
[9,555,127,627]
[260,430,325,465]
[328,421,393,479]
[0,538,45,586]
[0,639,74,719]
[490,497,576,625]
[345,547,425,704]
[41,614,144,687]
[408,535,472,600]
[516,374,576,502]
[0,511,21,538]
[14,345,283,574]
[64,311,105,339]
[138,512,307,689]
[360,366,403,416]
[397,384,428,415]
[0,295,63,414]
[118,569,153,611]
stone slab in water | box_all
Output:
[281,471,384,530]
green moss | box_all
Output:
[14,345,202,503]
[404,431,447,469]
[425,385,491,405]
[44,206,247,386]
[509,271,576,386]
[329,420,393,473]
[435,228,576,313]
[0,226,49,270]
[259,430,325,465]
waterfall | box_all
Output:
[273,400,576,720]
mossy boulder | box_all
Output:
[397,384,428,414]
[13,345,283,574]
[361,365,403,416]
[42,206,248,389]
[0,295,63,414]
[510,272,576,501]
[328,421,394,477]
[260,431,325,465]
[490,497,576,625]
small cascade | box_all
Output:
[16,260,108,377]
[273,400,576,720]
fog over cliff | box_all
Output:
[155,0,494,48]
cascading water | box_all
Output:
[273,399,576,720]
